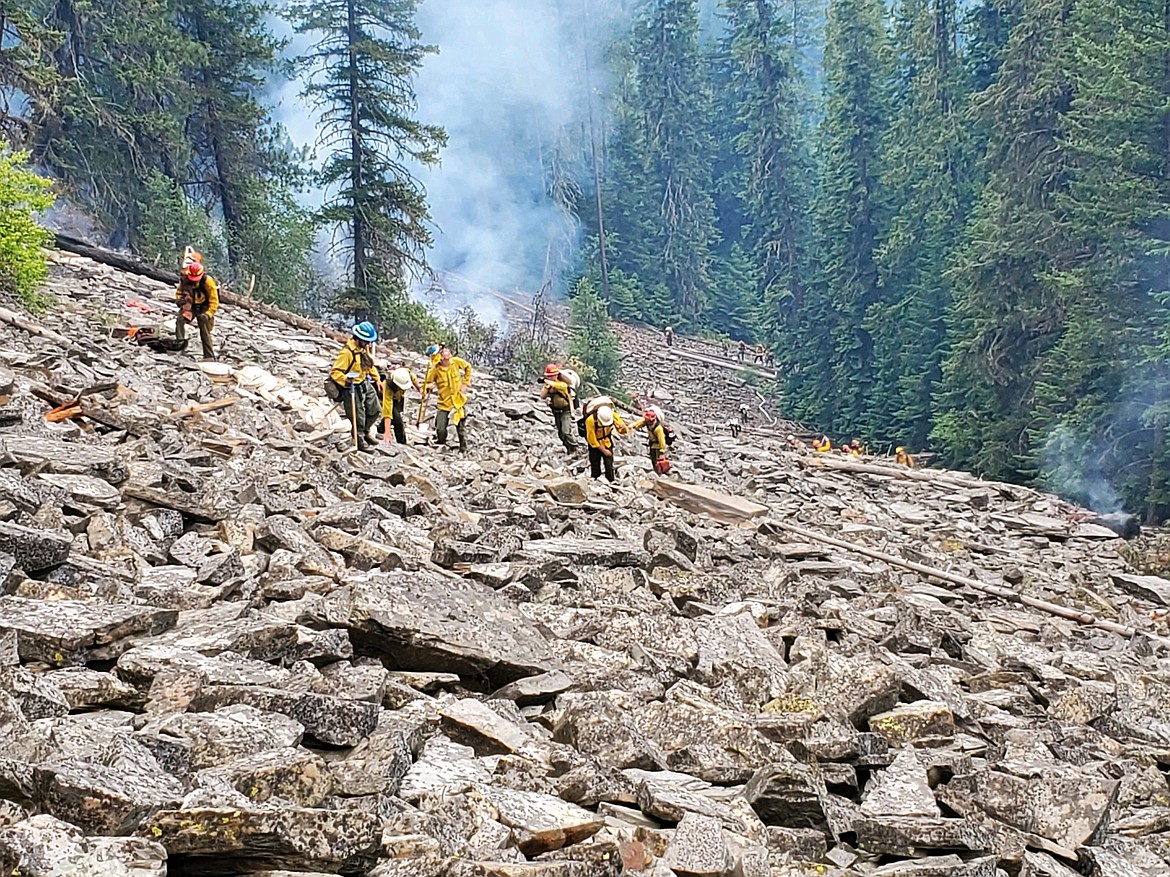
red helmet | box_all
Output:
[544,363,561,379]
[182,262,205,282]
[642,408,658,421]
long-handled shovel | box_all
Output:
[416,392,430,428]
[345,372,361,451]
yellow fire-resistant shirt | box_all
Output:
[423,357,472,412]
[330,339,381,388]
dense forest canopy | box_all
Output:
[2,0,1170,519]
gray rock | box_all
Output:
[117,644,293,688]
[257,515,345,579]
[474,783,604,855]
[492,670,574,706]
[0,597,177,666]
[35,474,121,509]
[553,692,664,771]
[661,812,732,876]
[868,701,955,745]
[191,684,379,747]
[201,747,334,808]
[399,736,493,801]
[47,667,141,710]
[141,807,380,874]
[853,816,992,856]
[518,538,651,569]
[34,755,184,835]
[944,764,1118,852]
[139,704,304,770]
[0,814,167,876]
[357,483,425,517]
[313,571,554,687]
[0,521,72,571]
[869,856,997,877]
[860,748,940,818]
[310,500,381,533]
[0,666,70,719]
[743,758,826,827]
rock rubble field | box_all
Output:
[1,250,1170,876]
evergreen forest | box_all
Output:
[2,0,1170,518]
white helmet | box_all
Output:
[391,368,412,390]
[597,407,614,427]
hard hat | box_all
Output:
[787,434,795,441]
[544,363,561,379]
[896,446,905,454]
[391,368,412,390]
[851,439,860,446]
[426,344,441,356]
[182,262,205,282]
[642,408,658,421]
[352,322,378,343]
[597,407,614,427]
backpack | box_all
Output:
[324,346,358,401]
[663,423,676,447]
[576,416,588,438]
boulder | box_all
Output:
[201,747,334,808]
[139,704,304,770]
[661,812,733,877]
[474,784,603,855]
[544,479,587,505]
[257,515,345,579]
[860,748,940,818]
[0,814,167,877]
[191,685,379,747]
[492,670,574,706]
[868,701,955,746]
[743,758,826,828]
[553,692,664,771]
[0,597,177,666]
[440,698,542,756]
[141,807,380,874]
[0,522,72,572]
[313,571,554,687]
[34,756,184,835]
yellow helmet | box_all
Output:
[896,446,905,454]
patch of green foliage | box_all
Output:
[0,152,54,310]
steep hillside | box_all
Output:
[0,250,1168,876]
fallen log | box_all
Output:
[168,397,238,419]
[0,305,81,349]
[53,234,348,344]
[762,519,1170,649]
[801,454,1036,499]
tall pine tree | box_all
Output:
[933,0,1073,480]
[293,0,446,320]
[789,0,890,433]
[869,0,973,448]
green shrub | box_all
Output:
[0,152,54,309]
[569,277,621,389]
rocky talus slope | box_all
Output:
[1,250,1170,876]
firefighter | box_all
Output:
[813,435,832,452]
[382,365,420,444]
[174,250,219,360]
[329,322,382,451]
[583,398,627,482]
[629,407,671,474]
[664,325,675,347]
[895,446,915,468]
[423,347,472,451]
[540,364,577,452]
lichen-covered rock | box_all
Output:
[0,597,177,666]
[141,806,380,874]
[0,521,72,571]
[0,814,167,876]
[553,692,664,771]
[47,667,141,710]
[860,748,940,818]
[192,684,379,747]
[661,811,733,876]
[201,747,334,807]
[868,701,955,746]
[313,571,555,687]
[34,756,185,835]
[473,784,604,855]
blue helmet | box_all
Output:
[426,344,441,356]
[352,322,378,343]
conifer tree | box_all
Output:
[794,0,890,433]
[293,0,446,320]
[933,0,1073,479]
[869,0,973,447]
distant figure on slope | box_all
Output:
[737,340,747,363]
[541,363,577,453]
[382,365,420,444]
[582,396,627,483]
[423,347,472,451]
[786,434,805,449]
[329,322,382,451]
[895,446,915,468]
[664,325,675,347]
[175,247,219,360]
[813,435,832,452]
[754,344,766,364]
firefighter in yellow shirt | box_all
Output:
[423,347,472,451]
[174,251,219,360]
[328,322,382,450]
[583,397,628,482]
[629,407,671,474]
